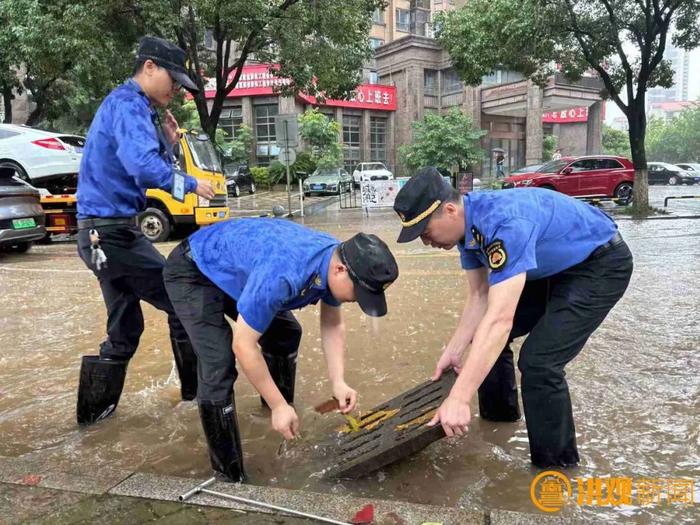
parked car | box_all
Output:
[510,163,543,175]
[223,162,256,197]
[502,155,635,204]
[303,167,353,196]
[0,124,84,183]
[352,162,393,186]
[673,163,700,184]
[647,162,697,185]
[0,166,46,253]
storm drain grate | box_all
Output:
[324,370,457,479]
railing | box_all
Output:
[339,181,359,209]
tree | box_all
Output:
[436,0,700,213]
[297,108,343,168]
[542,135,558,162]
[399,108,485,173]
[160,0,385,138]
[602,124,632,158]
[645,104,700,162]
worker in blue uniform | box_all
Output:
[393,167,633,468]
[75,36,215,425]
[163,218,399,482]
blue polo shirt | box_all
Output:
[188,218,341,333]
[77,79,196,219]
[457,188,617,286]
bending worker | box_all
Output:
[163,218,399,482]
[393,168,633,468]
[75,36,215,425]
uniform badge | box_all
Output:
[486,239,507,271]
[314,276,322,286]
[470,226,485,248]
[468,239,476,248]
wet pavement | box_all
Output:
[0,186,698,523]
[227,185,336,218]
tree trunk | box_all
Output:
[627,100,650,213]
[25,102,45,127]
[1,85,12,123]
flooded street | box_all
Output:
[1,189,698,523]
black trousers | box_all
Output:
[77,225,188,360]
[163,242,302,403]
[478,237,634,468]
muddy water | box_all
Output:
[0,206,698,523]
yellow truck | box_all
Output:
[40,129,229,242]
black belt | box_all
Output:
[77,217,137,230]
[587,231,624,260]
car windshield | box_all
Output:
[311,169,340,177]
[363,163,385,171]
[538,159,570,173]
[185,133,222,172]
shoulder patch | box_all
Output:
[470,226,485,248]
[486,239,507,271]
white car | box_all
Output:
[352,162,393,186]
[0,124,84,184]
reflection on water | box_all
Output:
[0,209,698,524]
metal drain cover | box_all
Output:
[324,370,457,479]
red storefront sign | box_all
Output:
[542,106,589,123]
[201,64,396,111]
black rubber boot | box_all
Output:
[198,401,246,482]
[171,338,198,401]
[76,355,128,425]
[260,351,297,407]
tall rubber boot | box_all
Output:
[198,401,246,482]
[76,355,128,425]
[260,351,297,407]
[171,338,198,401]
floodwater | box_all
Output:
[1,190,698,523]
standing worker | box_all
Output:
[75,36,216,425]
[163,219,399,482]
[393,168,633,468]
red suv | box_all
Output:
[502,155,635,204]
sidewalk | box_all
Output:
[0,455,578,525]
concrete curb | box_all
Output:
[0,455,586,524]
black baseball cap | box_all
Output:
[339,233,399,317]
[394,167,453,243]
[136,36,199,93]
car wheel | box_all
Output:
[668,175,679,185]
[138,208,171,243]
[613,182,634,205]
[4,242,32,253]
[232,184,241,198]
[0,160,29,182]
[249,183,256,194]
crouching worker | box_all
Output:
[163,218,399,482]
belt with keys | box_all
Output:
[89,229,108,270]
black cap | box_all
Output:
[394,167,453,243]
[339,233,398,317]
[136,36,199,93]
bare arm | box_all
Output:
[432,266,490,380]
[320,302,357,413]
[429,273,526,436]
[233,316,298,439]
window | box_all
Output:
[424,69,438,96]
[372,8,385,25]
[368,70,379,84]
[254,103,279,166]
[570,159,597,172]
[370,117,387,163]
[219,106,243,142]
[597,158,623,169]
[396,8,410,32]
[413,0,430,9]
[0,129,20,140]
[369,38,384,50]
[342,114,361,171]
[441,68,463,94]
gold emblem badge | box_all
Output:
[486,240,507,270]
[314,276,322,286]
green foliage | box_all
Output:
[645,106,700,163]
[542,135,558,162]
[250,166,270,189]
[399,108,485,173]
[602,124,631,158]
[297,109,343,169]
[291,151,317,178]
[224,124,253,164]
[268,161,287,185]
